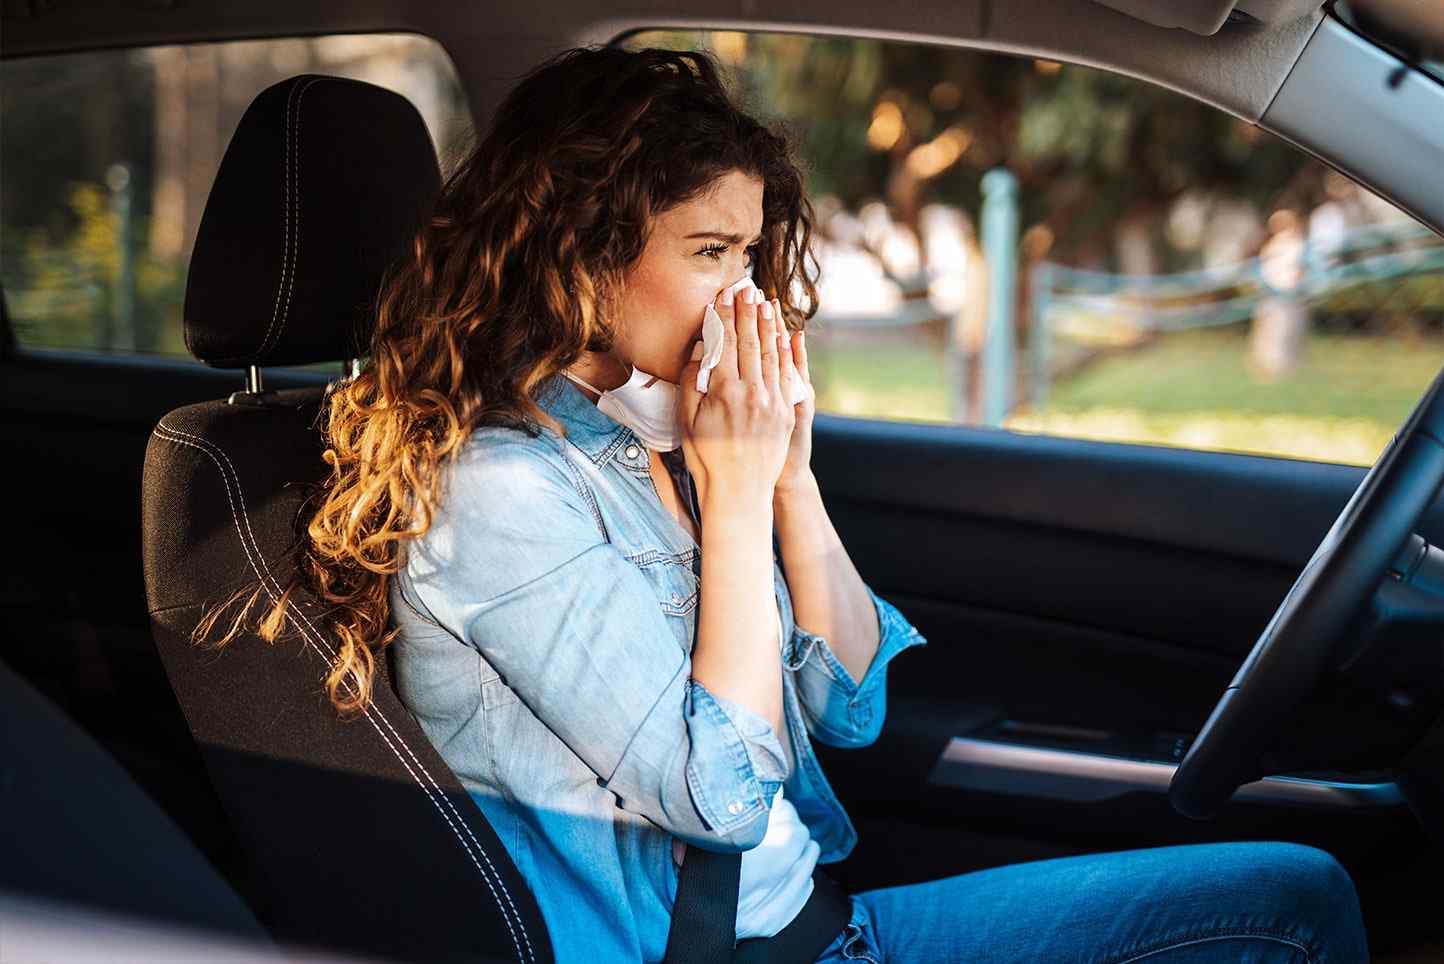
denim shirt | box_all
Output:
[388,372,928,964]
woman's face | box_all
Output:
[610,168,765,386]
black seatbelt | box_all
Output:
[662,846,741,964]
[733,864,853,963]
[662,847,853,964]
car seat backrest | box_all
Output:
[0,657,267,942]
[141,74,554,964]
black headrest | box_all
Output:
[184,74,441,369]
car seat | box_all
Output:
[140,74,554,964]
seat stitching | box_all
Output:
[154,423,532,964]
[265,76,324,359]
[154,421,534,964]
[250,78,300,365]
[153,421,534,964]
[203,75,322,366]
[1108,931,1313,964]
[257,76,323,362]
[166,423,538,964]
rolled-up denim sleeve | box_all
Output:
[410,436,785,852]
[682,677,788,831]
[784,585,927,749]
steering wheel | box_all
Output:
[1168,364,1444,820]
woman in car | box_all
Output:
[217,44,1370,964]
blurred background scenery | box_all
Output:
[5,31,1442,466]
[1,35,471,370]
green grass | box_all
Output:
[808,334,951,423]
[1042,329,1444,424]
[806,328,1444,466]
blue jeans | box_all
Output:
[813,841,1369,963]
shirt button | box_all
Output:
[624,444,640,459]
[727,800,743,815]
[671,592,681,604]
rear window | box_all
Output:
[1,34,471,365]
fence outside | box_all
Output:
[804,171,1444,431]
[1028,219,1444,417]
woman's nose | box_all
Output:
[721,274,756,302]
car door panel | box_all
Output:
[800,412,1437,902]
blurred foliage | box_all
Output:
[1315,274,1444,317]
[1,35,470,362]
[625,30,1316,267]
[8,29,1439,469]
[625,29,1443,467]
[8,181,187,354]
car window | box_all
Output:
[1,33,471,373]
[619,29,1444,467]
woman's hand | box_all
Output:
[677,283,795,512]
[770,296,816,503]
[678,282,791,744]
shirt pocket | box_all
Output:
[481,671,520,709]
[624,546,700,619]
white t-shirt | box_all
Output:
[734,781,820,939]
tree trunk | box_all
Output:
[182,45,221,262]
[945,221,988,423]
[149,47,188,260]
[1250,215,1309,379]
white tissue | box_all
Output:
[696,276,808,405]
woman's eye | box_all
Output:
[699,242,760,265]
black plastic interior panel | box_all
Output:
[809,411,1444,573]
[802,409,1444,744]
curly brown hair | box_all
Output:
[193,43,822,715]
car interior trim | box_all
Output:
[927,735,1406,809]
[4,0,1323,123]
[1262,12,1444,236]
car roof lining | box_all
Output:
[2,0,1324,124]
[1090,0,1324,35]
[16,2,1439,236]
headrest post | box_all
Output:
[227,365,279,407]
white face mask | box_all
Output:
[562,276,806,452]
[562,363,682,452]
